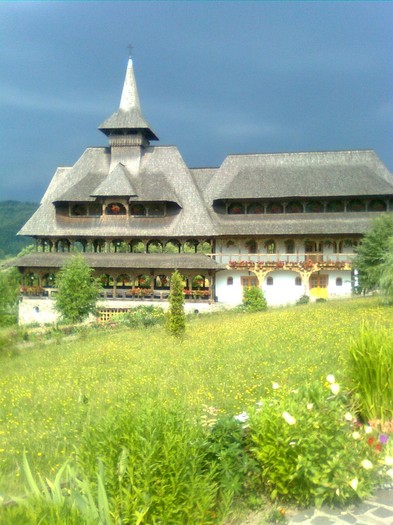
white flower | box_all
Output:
[289,441,296,446]
[352,431,361,440]
[282,411,296,425]
[344,412,353,421]
[307,403,313,410]
[386,468,393,480]
[330,383,340,395]
[349,478,358,491]
[272,382,280,390]
[361,459,373,470]
[326,374,336,384]
[385,456,393,466]
[364,425,373,434]
[234,411,249,423]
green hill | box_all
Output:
[0,200,38,259]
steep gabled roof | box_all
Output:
[98,58,158,141]
[91,163,137,197]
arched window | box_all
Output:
[228,202,245,214]
[165,240,181,253]
[248,202,264,214]
[93,239,105,253]
[111,239,127,253]
[347,200,366,212]
[147,240,163,253]
[266,276,274,286]
[306,201,324,213]
[336,277,343,287]
[130,240,145,253]
[295,276,302,286]
[267,202,283,214]
[265,240,276,254]
[73,240,87,252]
[184,240,199,253]
[368,200,387,212]
[56,239,70,252]
[246,239,257,254]
[106,202,126,215]
[286,201,303,213]
[326,200,345,213]
[227,276,234,285]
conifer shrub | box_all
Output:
[241,286,267,312]
[166,270,186,336]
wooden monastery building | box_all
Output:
[16,58,393,323]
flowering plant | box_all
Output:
[247,377,387,507]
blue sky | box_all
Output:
[1,1,392,202]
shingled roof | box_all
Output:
[205,150,393,202]
[15,253,223,271]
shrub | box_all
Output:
[242,286,267,312]
[296,295,310,305]
[166,270,186,336]
[116,305,165,328]
[348,326,393,427]
[379,237,393,305]
[247,379,383,507]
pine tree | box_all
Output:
[166,270,186,336]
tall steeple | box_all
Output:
[99,58,158,144]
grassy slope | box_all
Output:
[0,201,38,259]
[0,297,392,496]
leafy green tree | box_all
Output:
[242,286,267,312]
[380,237,393,305]
[166,270,186,336]
[0,267,20,325]
[54,255,101,323]
[353,214,393,292]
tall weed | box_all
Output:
[348,326,393,427]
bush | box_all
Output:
[242,286,267,312]
[116,305,165,328]
[247,379,383,507]
[348,326,393,427]
[296,295,310,305]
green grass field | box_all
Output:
[1,296,392,499]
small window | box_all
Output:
[267,203,283,214]
[295,276,302,286]
[306,201,324,213]
[326,200,345,213]
[106,202,126,215]
[265,240,276,254]
[285,240,295,254]
[240,276,258,287]
[347,200,366,212]
[286,201,303,213]
[368,200,386,212]
[227,276,234,285]
[88,203,102,217]
[266,276,273,286]
[336,277,343,287]
[248,202,264,214]
[148,204,165,217]
[130,204,146,216]
[228,202,245,214]
[71,204,87,216]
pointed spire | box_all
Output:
[99,58,158,141]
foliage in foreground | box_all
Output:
[348,326,393,427]
[166,269,186,336]
[2,379,392,524]
[247,378,389,508]
[54,255,102,323]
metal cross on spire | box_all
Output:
[127,44,133,58]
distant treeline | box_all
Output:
[0,201,38,259]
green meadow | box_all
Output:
[0,296,392,522]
